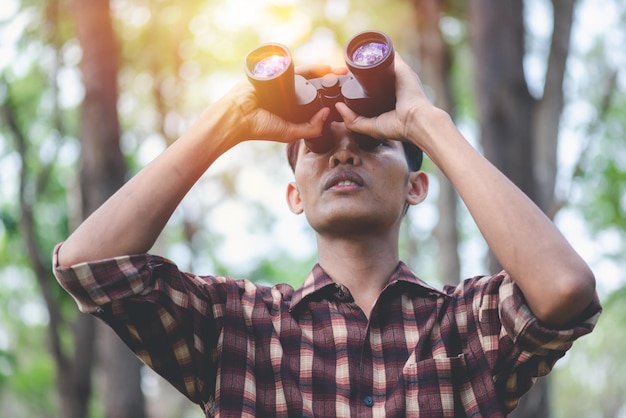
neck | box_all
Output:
[316,230,401,317]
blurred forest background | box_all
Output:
[0,0,625,417]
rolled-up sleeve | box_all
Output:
[51,242,224,404]
[480,272,601,411]
[498,273,601,356]
[52,243,170,313]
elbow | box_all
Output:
[534,267,597,327]
[56,241,79,268]
[56,239,95,268]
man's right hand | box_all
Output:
[223,64,350,147]
[222,80,330,146]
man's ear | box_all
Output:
[286,181,304,214]
[406,171,429,206]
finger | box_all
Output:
[330,66,349,75]
[335,102,378,137]
[335,102,358,125]
[393,53,426,96]
[272,107,331,143]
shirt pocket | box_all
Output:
[402,353,467,417]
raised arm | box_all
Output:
[336,53,597,327]
[57,81,330,267]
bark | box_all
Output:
[467,0,536,205]
[412,0,461,284]
[71,0,126,207]
[71,0,146,416]
[533,0,575,215]
[467,0,575,416]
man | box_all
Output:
[53,52,600,417]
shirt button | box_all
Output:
[364,395,374,407]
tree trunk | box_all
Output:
[71,0,146,416]
[467,0,536,206]
[57,313,96,418]
[467,0,574,416]
[98,323,147,418]
[467,1,543,415]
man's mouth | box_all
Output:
[324,171,365,191]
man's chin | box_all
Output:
[309,214,384,237]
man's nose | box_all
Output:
[329,131,361,168]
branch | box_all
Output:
[533,0,576,215]
[0,76,69,371]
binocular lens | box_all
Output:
[252,55,290,79]
[245,31,395,154]
[351,42,389,67]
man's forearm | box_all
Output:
[57,80,330,267]
[57,99,243,267]
[415,108,596,327]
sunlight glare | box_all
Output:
[206,0,309,45]
[325,0,350,22]
[293,27,344,67]
[0,0,18,21]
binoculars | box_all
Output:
[245,31,395,153]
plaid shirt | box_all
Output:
[53,244,599,417]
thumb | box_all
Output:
[279,107,331,143]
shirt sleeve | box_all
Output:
[462,271,601,411]
[52,243,228,406]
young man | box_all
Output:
[53,53,600,417]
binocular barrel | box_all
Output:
[245,31,395,153]
[245,44,319,123]
[343,31,395,116]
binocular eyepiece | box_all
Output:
[245,31,395,153]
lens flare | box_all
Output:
[252,55,290,79]
[351,42,388,66]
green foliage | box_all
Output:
[249,251,319,288]
[579,97,626,232]
[0,349,16,387]
[0,1,80,416]
[569,27,626,282]
[8,348,56,414]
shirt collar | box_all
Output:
[289,261,445,312]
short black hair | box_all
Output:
[286,139,423,172]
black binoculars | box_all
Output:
[245,31,395,153]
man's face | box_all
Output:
[286,122,428,237]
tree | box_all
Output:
[70,0,146,416]
[467,0,577,416]
[1,0,94,415]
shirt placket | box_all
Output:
[334,284,377,417]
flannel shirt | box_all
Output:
[53,244,599,417]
